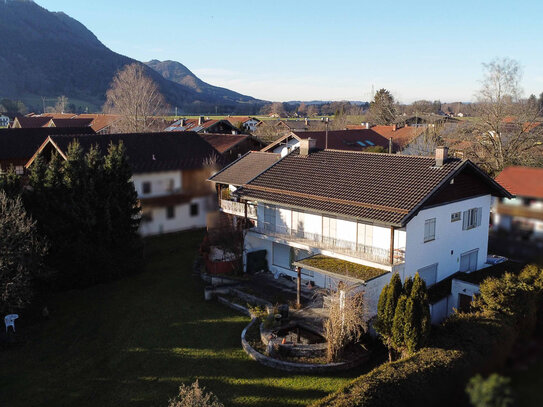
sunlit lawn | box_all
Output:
[0,230,355,407]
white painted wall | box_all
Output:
[271,138,300,157]
[139,196,210,236]
[404,195,491,283]
[133,170,182,198]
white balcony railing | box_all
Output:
[252,223,405,266]
[220,200,257,219]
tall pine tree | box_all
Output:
[374,272,403,361]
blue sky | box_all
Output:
[39,0,543,103]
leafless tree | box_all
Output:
[104,63,168,133]
[54,95,68,113]
[168,380,223,407]
[323,283,368,362]
[462,58,543,175]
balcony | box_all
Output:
[251,224,405,266]
[220,200,257,219]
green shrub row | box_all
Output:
[312,265,541,407]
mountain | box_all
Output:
[145,60,258,106]
[0,0,264,113]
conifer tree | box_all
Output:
[391,294,408,356]
[375,272,402,361]
[403,273,431,355]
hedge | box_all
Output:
[312,266,539,407]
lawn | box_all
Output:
[0,230,355,407]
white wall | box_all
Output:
[139,196,210,236]
[404,195,491,283]
[450,279,479,313]
[272,139,299,157]
[133,170,182,198]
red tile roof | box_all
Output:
[52,118,94,128]
[199,133,249,154]
[370,125,426,149]
[495,166,543,199]
[12,116,53,128]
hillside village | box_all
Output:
[2,2,543,407]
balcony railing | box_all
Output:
[252,223,405,265]
[220,200,257,219]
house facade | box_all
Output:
[165,117,240,134]
[210,142,510,317]
[26,132,220,237]
[493,166,543,238]
[0,115,9,127]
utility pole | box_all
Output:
[325,117,329,149]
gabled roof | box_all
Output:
[51,118,94,128]
[12,116,53,128]
[237,149,511,227]
[224,116,261,125]
[165,118,239,133]
[70,114,121,133]
[495,166,543,199]
[199,133,251,154]
[209,151,281,186]
[262,129,393,152]
[27,132,222,174]
[370,125,426,149]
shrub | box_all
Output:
[168,380,223,407]
[466,374,514,407]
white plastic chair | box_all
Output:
[4,314,18,333]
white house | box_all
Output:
[26,132,221,236]
[210,141,511,318]
[0,115,9,127]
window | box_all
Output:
[263,205,276,232]
[15,166,24,175]
[142,181,151,194]
[190,203,199,217]
[166,179,174,192]
[462,207,482,230]
[417,263,438,286]
[451,212,461,222]
[424,218,436,242]
[166,206,175,219]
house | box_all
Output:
[26,132,221,236]
[276,118,325,132]
[493,166,543,238]
[0,115,10,127]
[210,142,511,318]
[224,116,262,132]
[261,129,394,156]
[394,114,459,128]
[198,133,265,164]
[165,117,240,134]
[0,126,95,174]
[27,113,121,134]
[11,116,54,128]
[370,124,426,151]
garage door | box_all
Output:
[460,249,478,272]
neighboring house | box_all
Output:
[261,129,394,156]
[198,133,265,164]
[493,166,543,238]
[276,118,325,132]
[210,142,511,320]
[11,116,54,128]
[27,113,121,134]
[0,115,10,127]
[394,114,459,128]
[224,116,262,132]
[370,125,426,151]
[0,126,95,174]
[26,132,221,236]
[165,117,240,134]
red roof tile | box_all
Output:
[495,166,543,199]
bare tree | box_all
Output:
[104,63,168,133]
[462,58,543,175]
[323,283,368,362]
[54,95,68,113]
[168,380,223,407]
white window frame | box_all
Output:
[463,207,482,230]
[424,218,436,243]
[451,212,461,222]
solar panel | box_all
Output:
[357,141,366,146]
[365,140,375,146]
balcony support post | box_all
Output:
[296,266,302,308]
[389,226,395,265]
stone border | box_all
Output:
[241,318,369,373]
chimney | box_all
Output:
[392,124,397,131]
[180,118,185,127]
[305,117,309,126]
[299,138,317,156]
[388,138,393,154]
[198,116,205,125]
[366,122,370,129]
[435,146,449,167]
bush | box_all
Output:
[168,380,223,407]
[466,374,514,407]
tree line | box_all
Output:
[0,141,142,316]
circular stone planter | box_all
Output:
[241,319,369,373]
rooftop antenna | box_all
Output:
[325,117,329,149]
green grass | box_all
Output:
[0,230,355,407]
